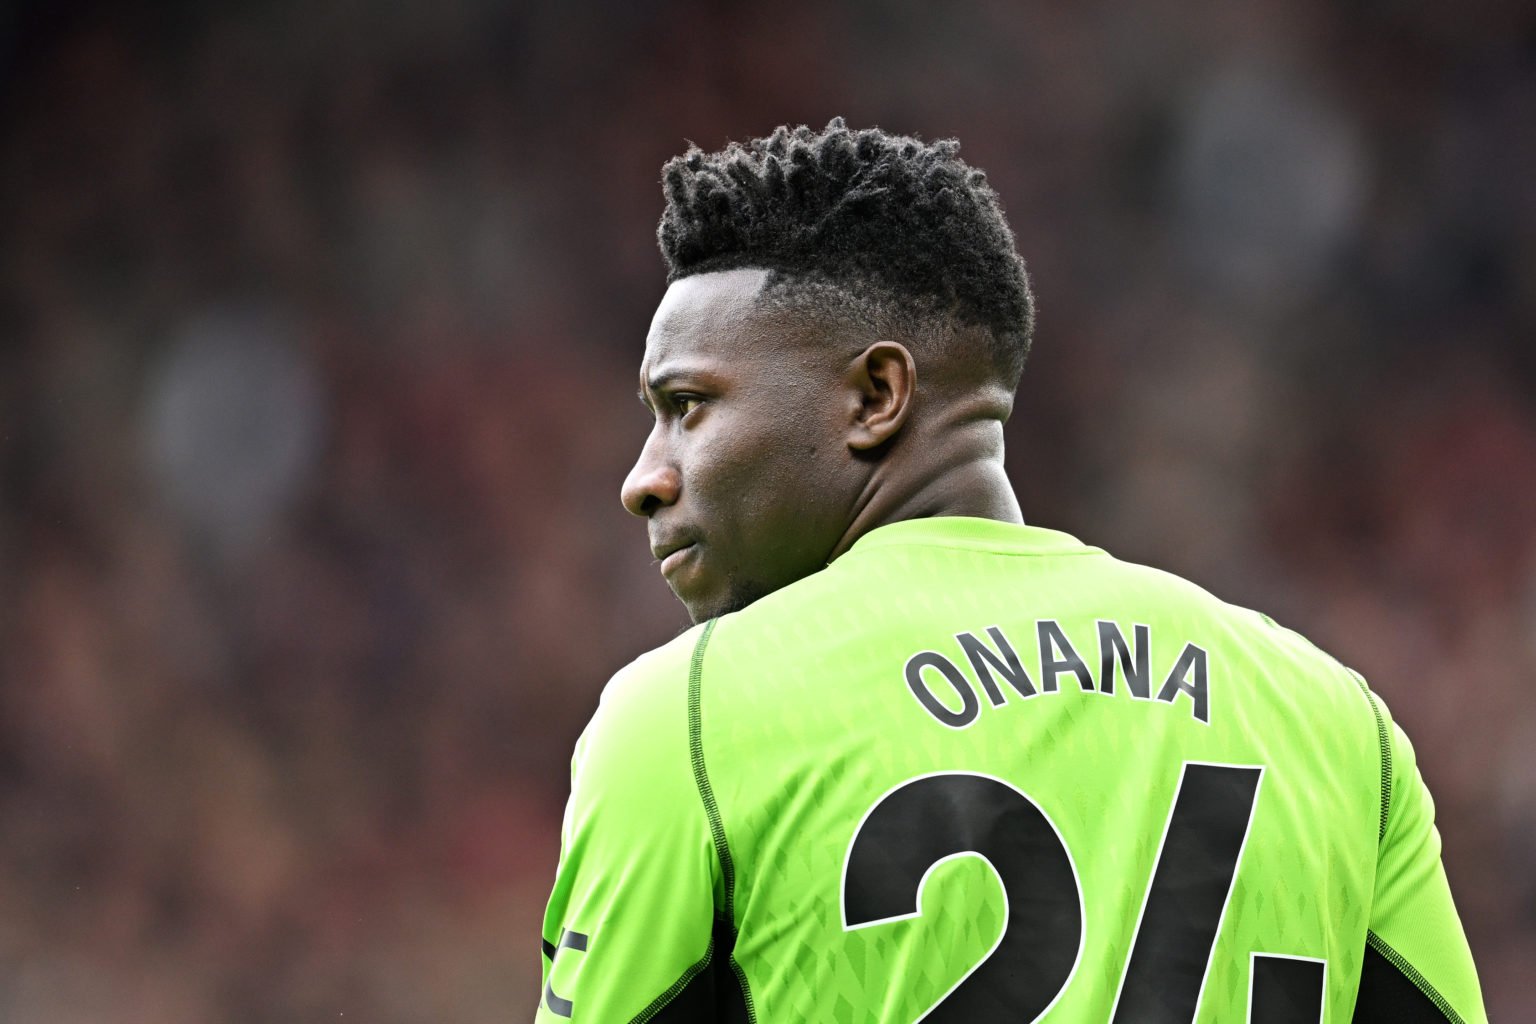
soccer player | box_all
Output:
[535,120,1486,1023]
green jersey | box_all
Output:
[537,517,1485,1023]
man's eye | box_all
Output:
[674,395,703,417]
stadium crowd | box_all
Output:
[1,0,1532,1019]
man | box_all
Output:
[536,120,1486,1023]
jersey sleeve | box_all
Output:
[1352,696,1487,1024]
[535,641,737,1023]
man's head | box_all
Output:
[622,120,1034,621]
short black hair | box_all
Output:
[657,118,1034,386]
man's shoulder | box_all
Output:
[1092,551,1371,685]
[574,624,710,784]
[601,622,709,706]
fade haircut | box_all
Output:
[657,118,1035,387]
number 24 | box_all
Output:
[841,763,1325,1022]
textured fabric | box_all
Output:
[537,517,1485,1023]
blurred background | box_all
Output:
[0,0,1532,1019]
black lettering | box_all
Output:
[1037,620,1095,694]
[1156,643,1210,724]
[905,651,980,728]
[543,928,590,1018]
[1097,621,1151,698]
[957,627,1036,705]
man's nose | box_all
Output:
[620,433,681,517]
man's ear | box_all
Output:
[846,341,916,451]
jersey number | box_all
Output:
[840,763,1313,1022]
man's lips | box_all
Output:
[657,542,697,576]
[652,536,699,576]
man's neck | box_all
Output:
[829,452,1022,563]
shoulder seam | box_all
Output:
[687,620,733,916]
[686,619,759,1023]
[1365,930,1467,1024]
[1347,669,1392,843]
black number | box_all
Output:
[842,772,1083,1020]
[1110,762,1264,1020]
[841,763,1271,1023]
[1249,954,1326,1024]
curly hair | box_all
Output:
[657,118,1034,386]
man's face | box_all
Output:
[622,268,862,622]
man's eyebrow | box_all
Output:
[641,367,707,396]
[639,364,723,409]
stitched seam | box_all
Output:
[627,937,714,1024]
[688,620,732,918]
[1365,931,1465,1024]
[730,956,758,1023]
[686,621,759,1023]
[1347,670,1392,843]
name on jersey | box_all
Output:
[904,620,1209,728]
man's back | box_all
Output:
[538,517,1485,1022]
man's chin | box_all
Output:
[680,578,773,623]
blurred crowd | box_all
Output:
[1,0,1532,1019]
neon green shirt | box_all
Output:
[537,517,1485,1023]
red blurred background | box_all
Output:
[1,1,1532,1019]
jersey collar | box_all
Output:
[842,516,1097,558]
